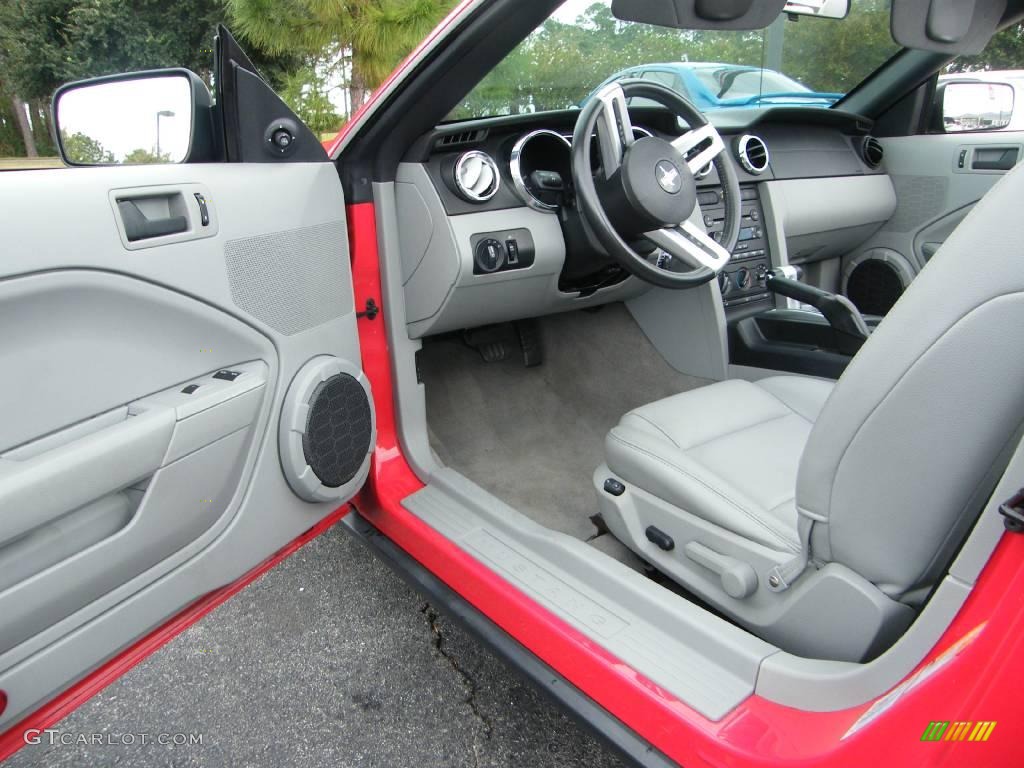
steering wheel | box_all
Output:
[571,80,741,289]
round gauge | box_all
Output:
[510,130,572,211]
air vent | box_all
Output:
[736,134,769,175]
[453,151,500,202]
[861,136,884,169]
[436,129,488,149]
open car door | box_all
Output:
[0,27,374,742]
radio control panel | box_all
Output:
[698,185,772,308]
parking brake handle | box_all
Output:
[765,269,870,355]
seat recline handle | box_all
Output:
[684,541,758,599]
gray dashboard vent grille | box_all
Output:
[437,129,488,149]
[736,134,769,175]
[453,150,500,202]
[862,136,884,168]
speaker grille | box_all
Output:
[847,259,905,316]
[883,176,947,233]
[225,220,352,335]
[301,373,372,488]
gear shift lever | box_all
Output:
[765,267,870,355]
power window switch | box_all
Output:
[181,384,200,394]
[212,369,241,382]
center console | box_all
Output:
[698,186,772,310]
[700,183,880,380]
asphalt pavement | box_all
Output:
[7,523,626,768]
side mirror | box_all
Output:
[53,69,215,166]
[939,80,1015,133]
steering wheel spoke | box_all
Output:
[646,221,731,272]
[571,78,740,289]
[594,83,635,178]
[671,123,725,176]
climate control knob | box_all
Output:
[735,268,753,291]
[718,270,731,296]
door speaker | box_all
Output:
[279,356,375,502]
[842,248,915,316]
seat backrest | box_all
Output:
[797,163,1024,599]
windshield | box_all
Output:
[447,0,898,121]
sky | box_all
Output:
[552,0,605,23]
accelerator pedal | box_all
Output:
[517,319,543,367]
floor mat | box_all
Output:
[421,303,711,539]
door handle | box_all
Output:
[0,408,175,548]
[117,199,188,241]
[971,147,1019,172]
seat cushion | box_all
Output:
[605,376,833,553]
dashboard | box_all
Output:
[396,105,896,338]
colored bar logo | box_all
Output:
[921,721,996,742]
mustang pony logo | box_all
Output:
[655,160,682,194]
[920,721,996,742]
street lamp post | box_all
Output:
[156,110,175,158]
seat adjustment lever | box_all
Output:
[684,541,758,599]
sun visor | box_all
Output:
[611,0,787,30]
[891,0,1006,54]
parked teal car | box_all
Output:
[592,62,842,110]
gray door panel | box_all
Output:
[0,162,368,728]
[850,131,1024,273]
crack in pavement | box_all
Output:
[419,602,493,766]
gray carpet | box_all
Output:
[421,303,710,540]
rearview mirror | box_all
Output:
[53,70,213,166]
[940,81,1015,133]
[783,1,849,20]
[611,0,849,28]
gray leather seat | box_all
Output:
[596,162,1024,663]
[606,376,832,554]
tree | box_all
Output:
[947,22,1024,73]
[0,0,225,107]
[450,1,901,119]
[227,0,457,114]
[1,0,226,158]
[781,0,896,93]
[450,3,767,119]
[8,95,36,156]
[123,147,171,164]
[61,131,114,163]
[279,65,342,133]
